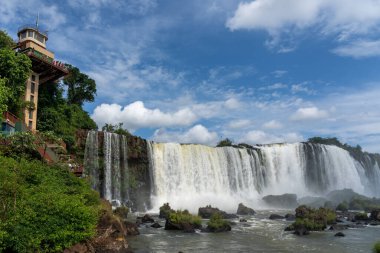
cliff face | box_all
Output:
[76,130,151,211]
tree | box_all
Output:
[0,48,31,115]
[102,123,131,136]
[216,138,233,147]
[0,78,9,117]
[0,30,15,49]
[63,65,96,106]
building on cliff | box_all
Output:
[2,20,68,132]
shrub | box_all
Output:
[207,213,230,230]
[114,206,129,220]
[336,201,349,212]
[168,210,202,227]
[159,203,174,219]
[291,205,336,231]
[374,241,380,253]
[0,156,100,252]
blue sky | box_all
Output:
[2,0,380,152]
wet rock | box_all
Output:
[369,221,380,226]
[334,232,345,237]
[293,225,309,236]
[165,219,182,230]
[370,209,380,221]
[141,214,155,223]
[198,205,238,219]
[151,222,163,228]
[262,194,298,209]
[239,218,248,222]
[285,213,295,221]
[269,214,285,220]
[182,223,196,233]
[201,224,232,233]
[124,221,140,236]
[329,224,349,230]
[236,203,256,215]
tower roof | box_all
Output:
[17,25,48,41]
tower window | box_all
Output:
[29,110,33,120]
[31,82,35,94]
[28,31,33,38]
[30,94,34,102]
[31,75,36,81]
[28,121,33,129]
[21,32,27,39]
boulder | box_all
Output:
[198,205,238,219]
[236,203,256,215]
[141,214,155,223]
[262,194,298,208]
[285,213,295,221]
[370,209,380,221]
[239,218,248,222]
[269,214,285,220]
[151,222,163,228]
[124,221,140,236]
[328,224,349,230]
[293,224,309,236]
[182,223,196,233]
[334,232,345,237]
[298,196,328,208]
[202,224,231,233]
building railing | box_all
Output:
[18,24,48,37]
[21,47,68,72]
[2,111,19,126]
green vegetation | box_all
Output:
[0,78,9,116]
[0,156,100,252]
[159,202,174,219]
[349,197,380,212]
[113,206,129,220]
[63,64,97,106]
[289,205,336,231]
[336,201,349,212]
[0,42,32,116]
[168,210,202,228]
[102,122,131,136]
[308,137,364,158]
[355,212,369,221]
[216,138,233,147]
[374,241,380,253]
[207,212,230,230]
[0,132,40,160]
[37,81,97,151]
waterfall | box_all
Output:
[84,130,99,191]
[84,131,130,205]
[148,142,380,212]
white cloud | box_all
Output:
[241,130,303,144]
[291,83,315,95]
[227,119,252,129]
[332,39,380,58]
[260,83,287,90]
[272,70,288,78]
[291,106,329,121]
[262,120,282,129]
[91,101,198,131]
[224,97,242,109]
[152,124,218,145]
[226,0,380,55]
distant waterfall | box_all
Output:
[148,142,380,212]
[84,131,129,205]
[84,130,99,191]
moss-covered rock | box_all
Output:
[236,203,256,215]
[374,241,380,253]
[203,213,231,233]
[165,210,202,232]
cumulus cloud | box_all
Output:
[241,130,303,145]
[226,0,380,55]
[291,106,329,121]
[91,101,198,131]
[260,83,287,90]
[152,124,218,145]
[262,120,282,129]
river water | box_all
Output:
[128,210,380,253]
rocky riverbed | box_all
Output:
[128,210,380,253]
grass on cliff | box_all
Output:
[0,155,101,252]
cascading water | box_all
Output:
[85,131,129,205]
[84,130,99,191]
[148,142,380,212]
